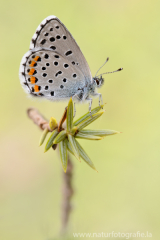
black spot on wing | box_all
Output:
[65,50,72,56]
[55,71,62,77]
[32,38,36,45]
[40,39,46,45]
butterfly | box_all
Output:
[19,15,122,113]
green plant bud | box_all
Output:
[39,128,49,146]
[44,129,59,152]
[67,97,73,132]
[68,134,80,160]
[75,132,103,140]
[53,130,67,144]
[75,139,97,171]
[77,111,104,131]
[59,140,68,172]
[80,129,120,136]
[73,105,104,126]
[49,117,58,131]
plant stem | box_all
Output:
[61,155,74,234]
[27,107,74,235]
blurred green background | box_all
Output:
[0,0,160,239]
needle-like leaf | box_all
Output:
[59,139,68,172]
[76,111,104,131]
[75,139,97,171]
[68,134,80,160]
[39,128,49,146]
[73,105,103,126]
[44,129,59,152]
[67,139,81,162]
[53,130,67,144]
[75,132,103,140]
[66,98,73,132]
[80,129,120,136]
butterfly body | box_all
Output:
[19,15,104,107]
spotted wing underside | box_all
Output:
[21,49,86,100]
[30,15,92,83]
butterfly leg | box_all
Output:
[99,93,103,108]
[86,97,93,116]
[92,93,103,108]
[72,90,82,118]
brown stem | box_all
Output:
[27,107,74,235]
[58,107,67,132]
[61,156,74,235]
[27,108,51,131]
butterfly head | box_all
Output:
[93,76,104,88]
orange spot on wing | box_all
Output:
[34,56,40,61]
[28,68,35,75]
[34,85,39,92]
[30,76,36,84]
[30,61,36,67]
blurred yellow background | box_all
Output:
[0,0,160,239]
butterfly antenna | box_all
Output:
[95,57,109,78]
[96,67,123,78]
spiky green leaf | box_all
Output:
[68,134,80,161]
[75,139,97,171]
[53,130,67,144]
[59,140,68,172]
[39,128,49,146]
[80,129,120,136]
[75,132,103,140]
[73,105,104,126]
[67,140,76,157]
[76,111,104,131]
[66,98,73,131]
[44,129,59,152]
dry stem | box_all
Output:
[27,107,74,234]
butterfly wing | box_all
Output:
[20,49,86,100]
[29,15,92,84]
